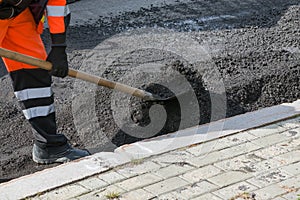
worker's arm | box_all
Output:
[46,0,70,78]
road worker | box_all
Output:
[0,0,90,164]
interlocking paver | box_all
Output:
[272,197,288,200]
[278,175,300,189]
[247,124,287,137]
[159,180,218,199]
[116,161,161,178]
[252,143,291,159]
[253,184,287,200]
[278,136,300,151]
[77,177,108,190]
[186,132,257,156]
[279,161,300,176]
[116,173,162,191]
[39,184,88,200]
[222,132,258,145]
[251,133,290,147]
[247,169,292,187]
[212,181,258,199]
[252,159,284,173]
[119,189,156,200]
[76,185,125,200]
[215,153,283,175]
[186,139,230,156]
[157,192,184,200]
[214,154,263,172]
[153,163,194,179]
[150,150,194,167]
[275,150,300,165]
[280,128,300,138]
[281,191,299,200]
[278,117,300,129]
[98,171,126,184]
[144,177,189,196]
[76,191,106,200]
[76,193,101,200]
[220,141,262,157]
[191,193,223,200]
[181,165,223,183]
[186,150,225,167]
[188,142,261,168]
[207,171,252,187]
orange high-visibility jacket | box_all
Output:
[30,0,70,34]
[0,0,70,72]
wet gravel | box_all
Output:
[0,0,299,181]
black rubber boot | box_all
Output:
[32,143,90,164]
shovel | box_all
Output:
[0,48,180,102]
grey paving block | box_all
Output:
[215,153,283,175]
[98,171,127,184]
[76,185,125,200]
[247,124,287,137]
[278,175,300,189]
[186,139,229,157]
[212,181,258,199]
[187,142,261,168]
[278,117,300,129]
[282,191,300,200]
[144,177,189,196]
[214,154,263,172]
[153,163,194,179]
[279,161,300,176]
[159,180,218,199]
[76,192,105,200]
[119,189,156,200]
[252,143,291,159]
[77,177,108,190]
[277,136,300,151]
[150,150,194,167]
[186,150,225,167]
[280,128,300,139]
[251,133,290,147]
[208,171,252,187]
[272,197,288,200]
[187,132,257,157]
[275,150,300,165]
[116,173,162,191]
[247,169,292,187]
[157,192,185,200]
[191,193,223,200]
[253,184,287,200]
[39,184,88,200]
[252,159,284,174]
[220,142,262,157]
[116,161,161,178]
[181,165,223,183]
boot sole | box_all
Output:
[32,156,71,164]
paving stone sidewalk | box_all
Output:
[30,116,300,200]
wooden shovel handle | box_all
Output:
[0,48,152,100]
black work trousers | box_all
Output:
[10,69,68,148]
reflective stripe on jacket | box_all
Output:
[29,0,70,34]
